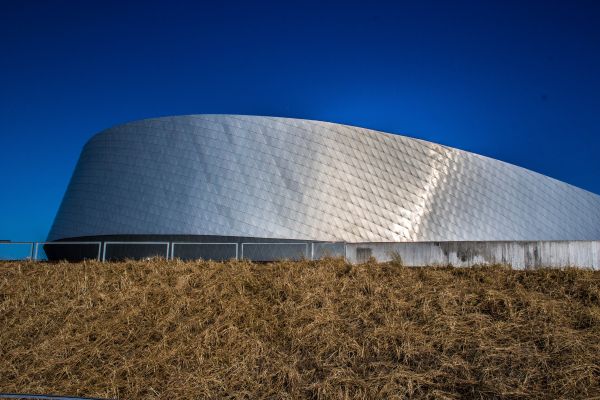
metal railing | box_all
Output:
[0,242,34,260]
[0,241,347,262]
[34,242,102,261]
[241,242,308,261]
[102,241,169,262]
[171,242,238,260]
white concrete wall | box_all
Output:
[345,241,600,269]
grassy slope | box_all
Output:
[0,259,599,399]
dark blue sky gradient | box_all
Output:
[1,0,600,241]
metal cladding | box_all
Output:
[48,115,600,242]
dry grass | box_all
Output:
[0,258,599,399]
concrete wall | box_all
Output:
[31,237,600,269]
[345,241,600,269]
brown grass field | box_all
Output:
[1,258,599,399]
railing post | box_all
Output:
[344,242,348,263]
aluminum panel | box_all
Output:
[48,115,600,242]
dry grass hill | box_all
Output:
[1,258,599,399]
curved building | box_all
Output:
[49,115,600,249]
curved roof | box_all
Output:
[48,115,600,242]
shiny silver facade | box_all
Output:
[48,115,600,242]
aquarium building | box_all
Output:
[46,115,600,261]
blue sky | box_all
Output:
[1,0,599,241]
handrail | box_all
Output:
[1,241,346,263]
[34,242,102,261]
[0,242,34,260]
[102,241,170,262]
[171,242,238,260]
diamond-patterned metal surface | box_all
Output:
[48,115,600,242]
